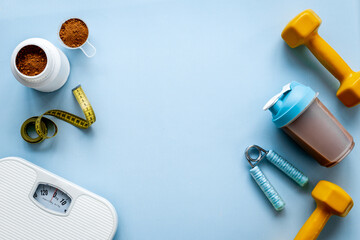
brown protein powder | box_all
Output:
[16,45,47,76]
[59,18,89,48]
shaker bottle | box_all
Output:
[263,82,354,167]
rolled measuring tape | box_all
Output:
[21,85,96,143]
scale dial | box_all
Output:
[33,183,72,214]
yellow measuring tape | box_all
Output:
[21,85,96,143]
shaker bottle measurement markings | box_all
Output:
[21,85,96,143]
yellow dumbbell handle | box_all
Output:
[306,32,354,83]
[294,206,331,240]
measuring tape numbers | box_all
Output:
[21,85,96,144]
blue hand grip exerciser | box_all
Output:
[245,145,309,211]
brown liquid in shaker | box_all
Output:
[59,18,89,48]
[282,99,354,167]
[16,45,47,76]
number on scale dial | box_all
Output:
[33,184,72,214]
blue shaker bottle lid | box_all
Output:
[263,82,317,128]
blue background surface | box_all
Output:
[0,0,359,239]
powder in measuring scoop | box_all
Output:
[16,45,47,76]
[59,18,89,48]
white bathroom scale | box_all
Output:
[0,157,118,240]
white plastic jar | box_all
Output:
[10,38,70,92]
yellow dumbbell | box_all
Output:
[294,180,353,240]
[282,9,360,107]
